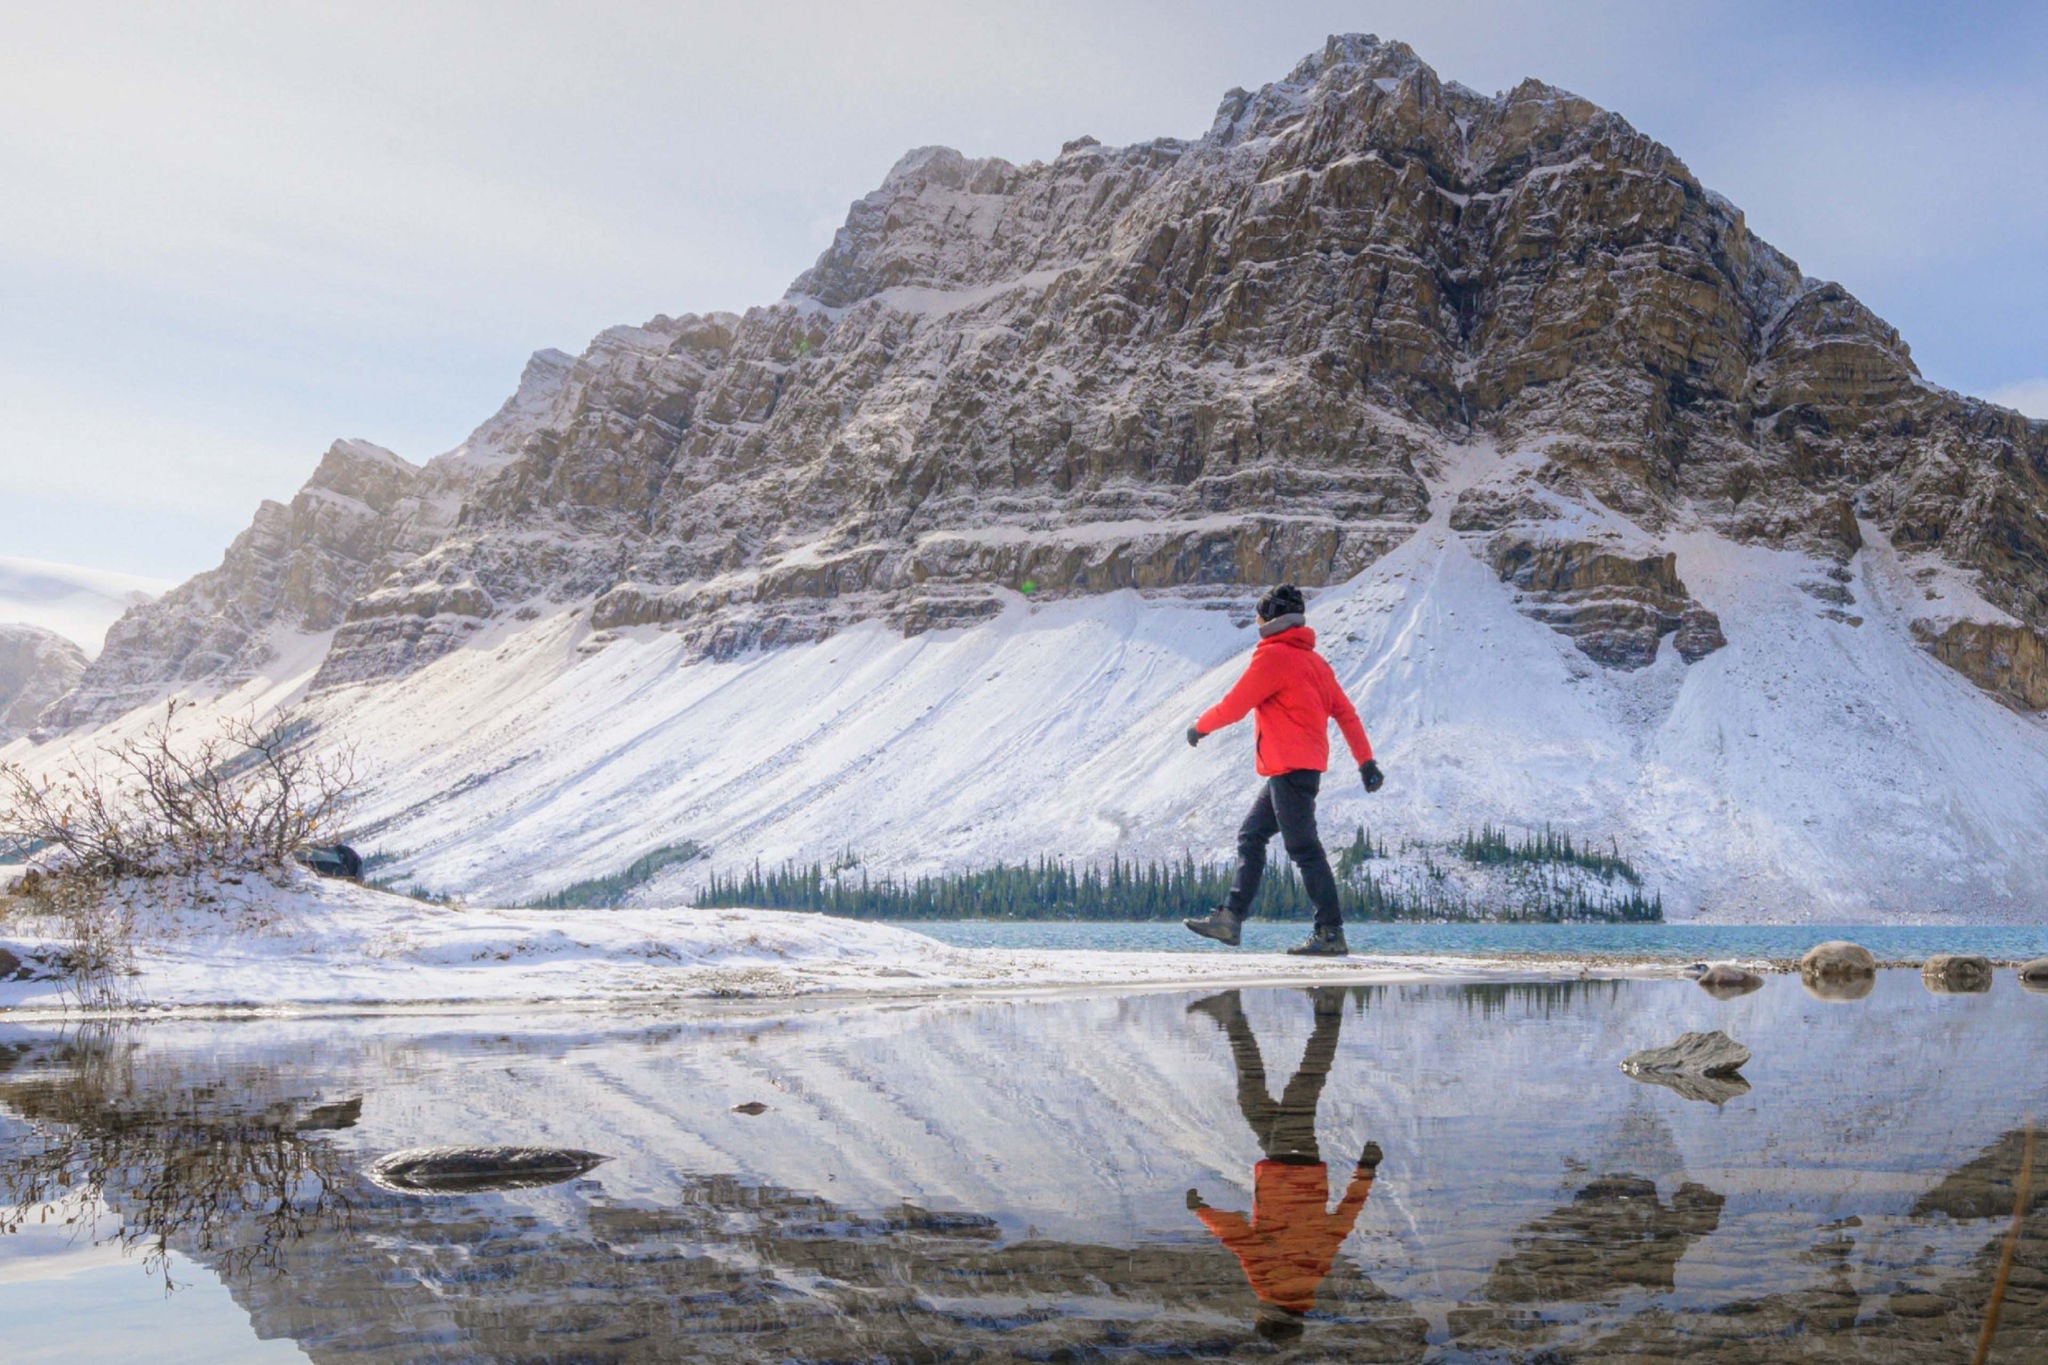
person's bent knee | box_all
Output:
[1282,837,1327,865]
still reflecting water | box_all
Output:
[1,972,2042,1362]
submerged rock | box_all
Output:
[1803,974,1875,1003]
[1622,1030,1751,1079]
[1800,941,1877,981]
[294,1097,364,1131]
[1696,964,1764,997]
[1921,954,1993,994]
[368,1145,608,1194]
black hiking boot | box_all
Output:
[1183,907,1243,946]
[1285,926,1350,957]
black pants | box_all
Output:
[1223,994,1341,1163]
[1223,769,1342,930]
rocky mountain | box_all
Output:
[15,35,2048,917]
[0,625,86,743]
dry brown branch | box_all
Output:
[0,702,359,1002]
[1973,1118,2037,1365]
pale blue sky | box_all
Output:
[5,0,2044,581]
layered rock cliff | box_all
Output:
[49,34,2048,728]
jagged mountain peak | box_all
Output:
[20,36,2048,917]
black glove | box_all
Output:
[1358,1141,1383,1172]
[1186,725,1205,748]
[1361,759,1384,793]
[1186,1187,1208,1210]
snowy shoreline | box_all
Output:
[0,874,1716,1022]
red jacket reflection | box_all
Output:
[1195,1159,1376,1313]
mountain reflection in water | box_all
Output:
[0,973,2042,1362]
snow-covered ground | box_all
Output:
[0,875,1626,1018]
[8,442,2048,922]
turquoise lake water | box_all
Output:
[889,919,2048,961]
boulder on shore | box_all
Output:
[1696,963,1764,998]
[1921,954,1993,994]
[1800,941,1877,981]
[368,1145,608,1194]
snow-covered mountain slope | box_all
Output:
[11,35,2048,918]
[324,441,2048,920]
[15,436,2040,921]
[0,555,168,653]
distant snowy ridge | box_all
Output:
[0,555,169,653]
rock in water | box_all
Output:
[1800,941,1877,981]
[1804,974,1876,1002]
[368,1145,608,1194]
[1696,964,1764,997]
[1622,1031,1751,1077]
[1621,1031,1752,1105]
[2020,958,2048,993]
[1921,954,1993,994]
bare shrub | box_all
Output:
[0,702,359,1003]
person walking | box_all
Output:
[1183,584,1382,956]
[1184,987,1383,1342]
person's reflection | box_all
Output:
[1185,987,1380,1343]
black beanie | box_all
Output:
[1257,584,1305,621]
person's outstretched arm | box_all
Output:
[1191,1192,1254,1246]
[1190,651,1283,741]
[1327,1155,1378,1238]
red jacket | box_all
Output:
[1196,1161,1376,1312]
[1196,626,1372,777]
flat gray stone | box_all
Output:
[1621,1030,1751,1078]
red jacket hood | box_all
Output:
[1260,625,1317,651]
